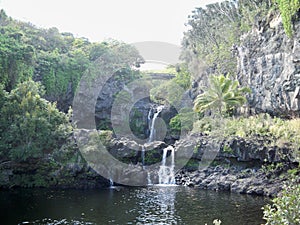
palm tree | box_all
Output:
[193,74,250,115]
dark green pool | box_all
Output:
[0,186,268,225]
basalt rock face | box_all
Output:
[177,166,289,197]
[176,134,297,168]
[237,14,300,117]
[174,134,299,196]
[109,137,167,164]
[94,76,152,131]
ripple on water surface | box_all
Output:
[0,186,268,225]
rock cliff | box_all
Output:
[237,13,300,116]
[174,133,299,197]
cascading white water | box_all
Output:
[148,105,164,143]
[141,145,145,168]
[144,105,175,185]
[147,107,152,132]
[140,107,154,170]
[109,178,114,187]
[147,171,152,185]
[158,146,175,185]
[145,105,164,185]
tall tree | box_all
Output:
[181,0,272,76]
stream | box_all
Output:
[0,186,268,225]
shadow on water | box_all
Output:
[0,186,268,225]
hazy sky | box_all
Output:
[0,0,220,45]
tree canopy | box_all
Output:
[0,10,143,111]
[181,0,293,76]
[0,10,145,161]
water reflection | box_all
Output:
[0,186,268,225]
[135,186,180,224]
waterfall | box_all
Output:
[147,107,152,132]
[147,171,152,185]
[140,106,153,169]
[144,105,176,186]
[109,178,114,187]
[148,105,164,142]
[145,105,163,185]
[158,146,175,185]
[141,145,145,168]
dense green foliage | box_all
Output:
[182,0,272,75]
[0,80,72,161]
[169,108,195,134]
[150,64,191,107]
[0,10,143,110]
[172,65,191,90]
[182,0,300,76]
[263,183,300,224]
[193,74,250,115]
[193,114,300,153]
[0,10,144,162]
[0,10,35,91]
[275,0,300,37]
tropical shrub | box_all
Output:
[0,80,72,161]
[150,64,191,107]
[263,183,300,224]
[169,108,196,134]
[193,74,250,115]
[150,79,185,108]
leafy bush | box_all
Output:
[0,80,72,161]
[150,64,191,107]
[224,115,300,149]
[172,65,191,90]
[150,79,185,108]
[169,108,196,134]
[263,183,300,224]
[99,130,113,146]
[193,74,250,115]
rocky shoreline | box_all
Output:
[174,133,299,197]
[1,131,298,198]
[176,165,289,197]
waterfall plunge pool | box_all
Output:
[0,186,268,225]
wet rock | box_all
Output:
[110,137,140,158]
[177,164,295,197]
[144,141,168,151]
